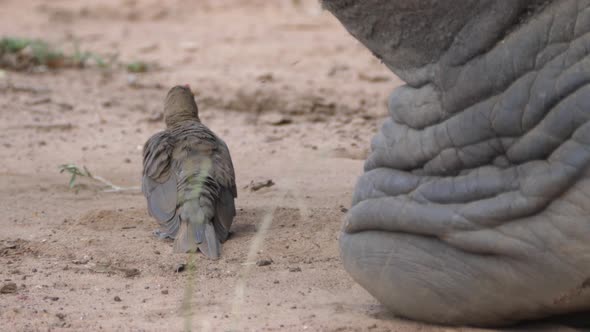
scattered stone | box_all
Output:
[139,43,159,53]
[127,74,138,86]
[330,147,368,160]
[146,112,163,122]
[2,242,17,251]
[56,313,66,321]
[340,205,348,213]
[327,64,349,77]
[57,102,74,111]
[247,179,275,192]
[44,296,59,301]
[114,296,122,302]
[161,289,168,295]
[289,267,302,273]
[123,268,140,278]
[256,259,273,267]
[174,263,186,273]
[256,73,274,83]
[358,72,390,83]
[264,136,283,143]
[26,96,51,105]
[3,83,50,94]
[72,258,89,265]
[180,41,199,52]
[23,122,74,132]
[260,113,292,126]
[1,282,17,294]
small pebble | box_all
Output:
[124,268,140,278]
[256,259,273,267]
[0,282,17,294]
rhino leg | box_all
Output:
[324,0,590,326]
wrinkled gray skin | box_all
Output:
[323,0,590,327]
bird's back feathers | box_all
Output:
[142,120,236,258]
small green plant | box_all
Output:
[0,37,31,53]
[59,164,92,188]
[1,36,144,72]
[126,61,148,73]
[93,53,108,68]
[1,36,119,71]
[58,164,139,192]
[0,37,64,66]
[71,41,109,68]
[29,40,63,65]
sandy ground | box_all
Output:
[0,1,583,331]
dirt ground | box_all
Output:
[0,1,581,331]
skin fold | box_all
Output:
[322,0,590,326]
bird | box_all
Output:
[142,85,237,259]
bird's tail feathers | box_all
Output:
[197,222,221,259]
[173,219,198,253]
[173,198,220,259]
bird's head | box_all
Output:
[164,84,200,127]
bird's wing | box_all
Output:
[212,138,237,242]
[142,131,179,236]
[214,139,237,197]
